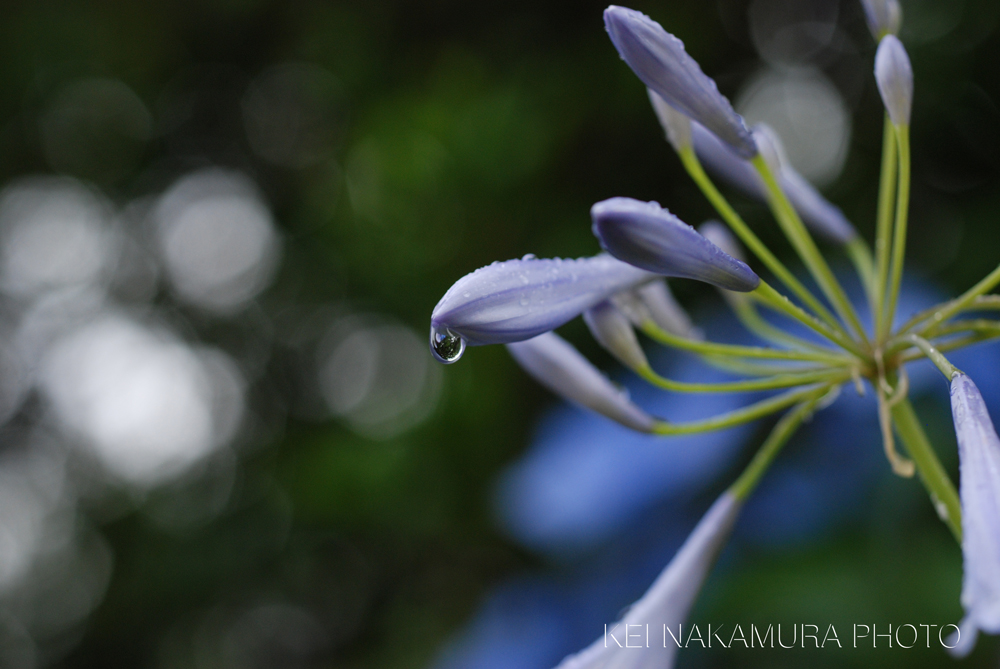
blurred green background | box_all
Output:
[0,0,998,667]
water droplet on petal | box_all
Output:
[521,253,536,260]
[429,324,466,364]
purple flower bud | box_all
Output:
[430,254,652,362]
[861,0,902,40]
[948,373,1000,658]
[506,332,656,433]
[875,35,913,126]
[584,300,649,371]
[591,197,760,292]
[604,6,757,158]
[554,493,742,668]
[691,122,857,244]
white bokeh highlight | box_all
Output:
[155,169,281,313]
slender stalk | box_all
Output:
[754,281,866,356]
[895,294,1000,335]
[638,365,846,393]
[873,114,897,329]
[846,236,876,305]
[921,318,1000,339]
[640,321,853,363]
[899,334,959,378]
[753,156,870,344]
[900,263,1000,336]
[897,330,1000,362]
[726,295,830,351]
[677,146,846,335]
[730,390,830,500]
[891,398,962,542]
[653,381,845,436]
[701,356,829,378]
[880,125,911,341]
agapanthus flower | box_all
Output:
[429,1,1000,664]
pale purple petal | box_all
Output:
[431,254,652,357]
[553,493,742,668]
[584,300,649,371]
[591,197,760,292]
[604,6,756,158]
[507,332,656,433]
[860,0,902,39]
[949,372,1000,657]
[875,35,913,126]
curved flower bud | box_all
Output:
[614,279,699,339]
[648,88,691,153]
[948,372,1000,658]
[861,0,902,40]
[591,197,760,292]
[554,492,742,668]
[604,5,756,158]
[584,300,649,371]
[506,332,656,433]
[430,254,652,362]
[875,34,913,127]
[691,122,857,244]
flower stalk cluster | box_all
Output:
[430,3,1000,664]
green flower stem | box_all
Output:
[638,364,846,393]
[898,330,1000,362]
[726,295,830,351]
[895,294,1000,335]
[653,381,845,436]
[754,281,866,357]
[902,263,1000,336]
[640,321,853,363]
[880,125,911,341]
[898,334,960,379]
[701,356,829,378]
[678,146,845,335]
[922,318,1000,338]
[753,155,869,344]
[846,236,876,303]
[890,398,962,542]
[729,391,829,501]
[873,114,897,328]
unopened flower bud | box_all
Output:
[861,0,902,40]
[591,197,760,292]
[430,254,653,362]
[875,34,913,126]
[604,5,756,158]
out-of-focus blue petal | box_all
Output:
[494,314,761,556]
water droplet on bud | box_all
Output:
[430,325,466,363]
